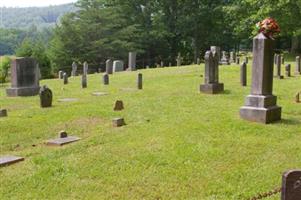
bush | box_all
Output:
[0,56,11,83]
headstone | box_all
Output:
[281,170,301,200]
[128,52,137,71]
[281,56,285,64]
[285,64,291,77]
[112,118,125,127]
[236,57,240,65]
[59,71,64,79]
[241,62,247,86]
[92,92,108,96]
[83,61,89,75]
[103,74,109,85]
[0,156,24,167]
[137,73,143,90]
[114,100,124,111]
[161,61,164,67]
[276,54,284,79]
[220,51,230,65]
[200,50,224,94]
[197,58,201,65]
[296,92,300,103]
[176,54,182,66]
[98,68,102,73]
[46,131,81,146]
[169,62,172,67]
[230,52,236,63]
[39,85,52,108]
[210,46,221,61]
[106,59,113,74]
[113,60,124,72]
[240,33,282,124]
[296,56,301,75]
[82,74,87,88]
[0,109,7,117]
[6,58,40,97]
[37,66,42,80]
[63,73,68,85]
[274,54,277,65]
[71,62,77,76]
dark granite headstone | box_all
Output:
[236,57,240,65]
[285,64,291,77]
[0,156,24,167]
[63,73,68,85]
[296,56,301,75]
[59,71,64,79]
[296,92,300,103]
[6,58,40,97]
[39,85,52,108]
[241,62,247,86]
[276,54,284,79]
[0,109,8,117]
[114,100,124,111]
[106,59,113,74]
[240,33,281,124]
[281,170,301,200]
[103,74,109,85]
[128,52,137,71]
[82,74,87,88]
[137,73,143,90]
[200,50,224,94]
[112,118,125,127]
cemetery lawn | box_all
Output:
[0,64,301,200]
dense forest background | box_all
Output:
[1,0,301,80]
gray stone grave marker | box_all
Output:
[161,61,164,67]
[83,61,89,75]
[241,62,247,86]
[106,59,113,74]
[0,109,8,117]
[58,98,78,102]
[113,118,125,127]
[0,156,24,167]
[210,46,221,61]
[240,33,281,124]
[281,170,301,200]
[296,56,301,75]
[276,54,284,79]
[82,74,87,88]
[220,51,230,65]
[176,54,182,66]
[197,58,201,65]
[113,60,124,72]
[103,74,109,85]
[137,73,143,90]
[128,52,137,71]
[92,92,108,96]
[63,73,68,84]
[39,85,52,108]
[71,62,77,77]
[6,57,40,97]
[46,131,81,146]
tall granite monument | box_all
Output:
[128,52,137,71]
[200,51,224,94]
[6,57,40,97]
[240,33,281,124]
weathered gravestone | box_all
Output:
[200,51,224,94]
[240,33,282,124]
[296,92,300,103]
[92,92,108,96]
[161,61,164,67]
[46,130,81,146]
[230,52,236,63]
[103,74,109,85]
[0,109,7,117]
[176,54,182,66]
[83,61,89,75]
[71,62,77,76]
[39,85,52,108]
[220,51,230,65]
[106,59,113,74]
[274,54,278,65]
[6,58,40,97]
[281,170,301,200]
[241,62,247,86]
[82,74,87,88]
[112,118,125,127]
[236,57,240,65]
[244,56,249,64]
[137,73,143,90]
[210,46,221,61]
[197,58,201,65]
[63,73,68,85]
[114,100,124,111]
[128,52,137,71]
[276,54,284,79]
[0,156,24,167]
[281,56,285,64]
[285,64,291,77]
[58,71,64,79]
[296,56,301,75]
[113,60,124,72]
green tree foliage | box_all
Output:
[0,56,11,83]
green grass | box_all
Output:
[0,63,300,200]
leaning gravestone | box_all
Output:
[296,56,301,75]
[200,50,224,94]
[240,62,247,86]
[0,108,7,117]
[128,52,137,71]
[113,60,124,72]
[106,59,113,74]
[6,58,40,97]
[281,170,301,200]
[0,156,24,167]
[39,85,52,108]
[240,33,281,124]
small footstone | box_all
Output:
[59,130,68,138]
[46,132,81,146]
[0,109,8,117]
[0,156,24,167]
[92,92,108,96]
[112,118,125,127]
[114,100,124,111]
[58,98,78,102]
[281,170,301,200]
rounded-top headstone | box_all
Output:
[281,170,301,200]
[39,85,53,108]
[59,131,68,138]
[114,100,124,111]
[0,109,8,117]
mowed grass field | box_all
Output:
[0,62,300,200]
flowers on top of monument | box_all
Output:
[256,17,280,38]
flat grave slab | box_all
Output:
[46,136,81,146]
[92,92,108,96]
[0,156,24,167]
[58,98,78,102]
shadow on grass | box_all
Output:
[222,90,231,95]
[276,118,300,125]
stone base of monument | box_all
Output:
[240,95,282,124]
[0,156,24,167]
[6,87,40,97]
[200,83,224,94]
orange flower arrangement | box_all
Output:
[256,18,280,38]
